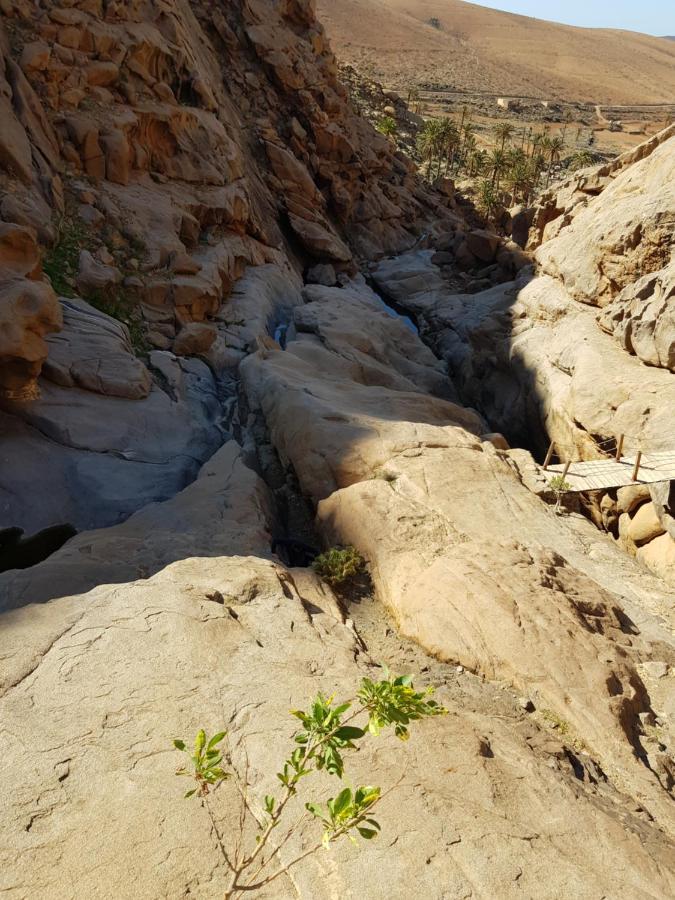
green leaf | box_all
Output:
[355,786,380,806]
[331,787,352,817]
[334,726,365,741]
[264,795,275,815]
[194,730,206,754]
[207,731,227,751]
[357,827,378,839]
[184,788,197,799]
[173,739,186,751]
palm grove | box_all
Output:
[379,108,595,220]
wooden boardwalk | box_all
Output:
[545,452,675,492]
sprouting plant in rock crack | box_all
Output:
[173,672,446,898]
[312,546,364,588]
[548,475,572,514]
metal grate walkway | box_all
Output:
[545,452,675,492]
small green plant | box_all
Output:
[539,708,587,753]
[43,218,90,296]
[376,115,397,141]
[173,672,446,898]
[312,546,364,588]
[174,730,229,798]
[548,475,572,514]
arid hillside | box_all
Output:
[318,0,675,103]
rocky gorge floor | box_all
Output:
[1,1,674,898]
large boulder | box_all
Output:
[43,298,151,400]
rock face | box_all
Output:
[535,136,675,307]
[0,224,62,399]
[599,259,675,371]
[242,279,675,836]
[2,399,675,899]
[0,0,457,529]
[1,3,675,898]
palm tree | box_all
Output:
[488,148,507,193]
[506,160,531,205]
[467,148,487,177]
[417,119,443,178]
[493,121,515,152]
[569,149,595,171]
[458,120,476,172]
[437,118,460,176]
[476,179,499,222]
[545,136,565,186]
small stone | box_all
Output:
[306,263,336,286]
[20,41,51,72]
[642,661,669,679]
[170,252,202,275]
[78,204,103,227]
[456,665,464,674]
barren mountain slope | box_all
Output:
[318,0,675,103]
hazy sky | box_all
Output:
[472,1,674,35]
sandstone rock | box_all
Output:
[85,60,119,86]
[75,250,122,295]
[19,41,50,72]
[373,253,675,461]
[536,134,675,306]
[0,277,62,400]
[242,273,675,835]
[43,298,151,400]
[100,129,131,185]
[169,251,201,275]
[617,485,653,515]
[627,502,666,546]
[1,480,673,898]
[466,228,500,262]
[288,212,352,262]
[599,259,675,371]
[481,432,510,451]
[649,481,675,540]
[637,533,675,585]
[306,263,337,286]
[172,322,217,356]
[0,223,41,279]
[0,341,222,532]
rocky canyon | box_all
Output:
[0,1,674,898]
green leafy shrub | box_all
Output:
[312,546,364,587]
[548,475,572,513]
[43,218,90,297]
[173,671,446,897]
[376,115,397,139]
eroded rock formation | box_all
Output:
[0,2,674,896]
